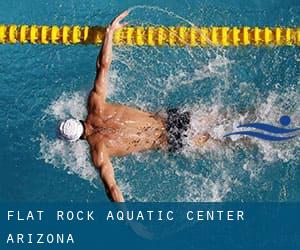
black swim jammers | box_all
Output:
[166,108,191,153]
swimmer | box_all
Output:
[58,11,210,202]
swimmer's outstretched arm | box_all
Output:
[92,143,125,202]
[93,11,129,101]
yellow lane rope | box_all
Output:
[0,25,299,46]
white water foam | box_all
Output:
[39,134,97,184]
[39,92,98,185]
[175,162,235,202]
[38,88,300,202]
[183,89,300,161]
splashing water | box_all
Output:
[39,6,300,202]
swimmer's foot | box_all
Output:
[193,133,210,147]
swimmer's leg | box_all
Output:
[192,133,254,148]
[192,132,211,147]
[191,107,259,148]
[189,114,216,147]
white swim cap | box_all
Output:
[58,118,84,142]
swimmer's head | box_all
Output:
[57,118,84,142]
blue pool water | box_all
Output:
[0,0,299,202]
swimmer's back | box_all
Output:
[86,102,168,156]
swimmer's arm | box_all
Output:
[94,11,129,99]
[93,30,112,99]
[92,144,125,202]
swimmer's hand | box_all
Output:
[107,10,129,33]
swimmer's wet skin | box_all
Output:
[57,11,217,202]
